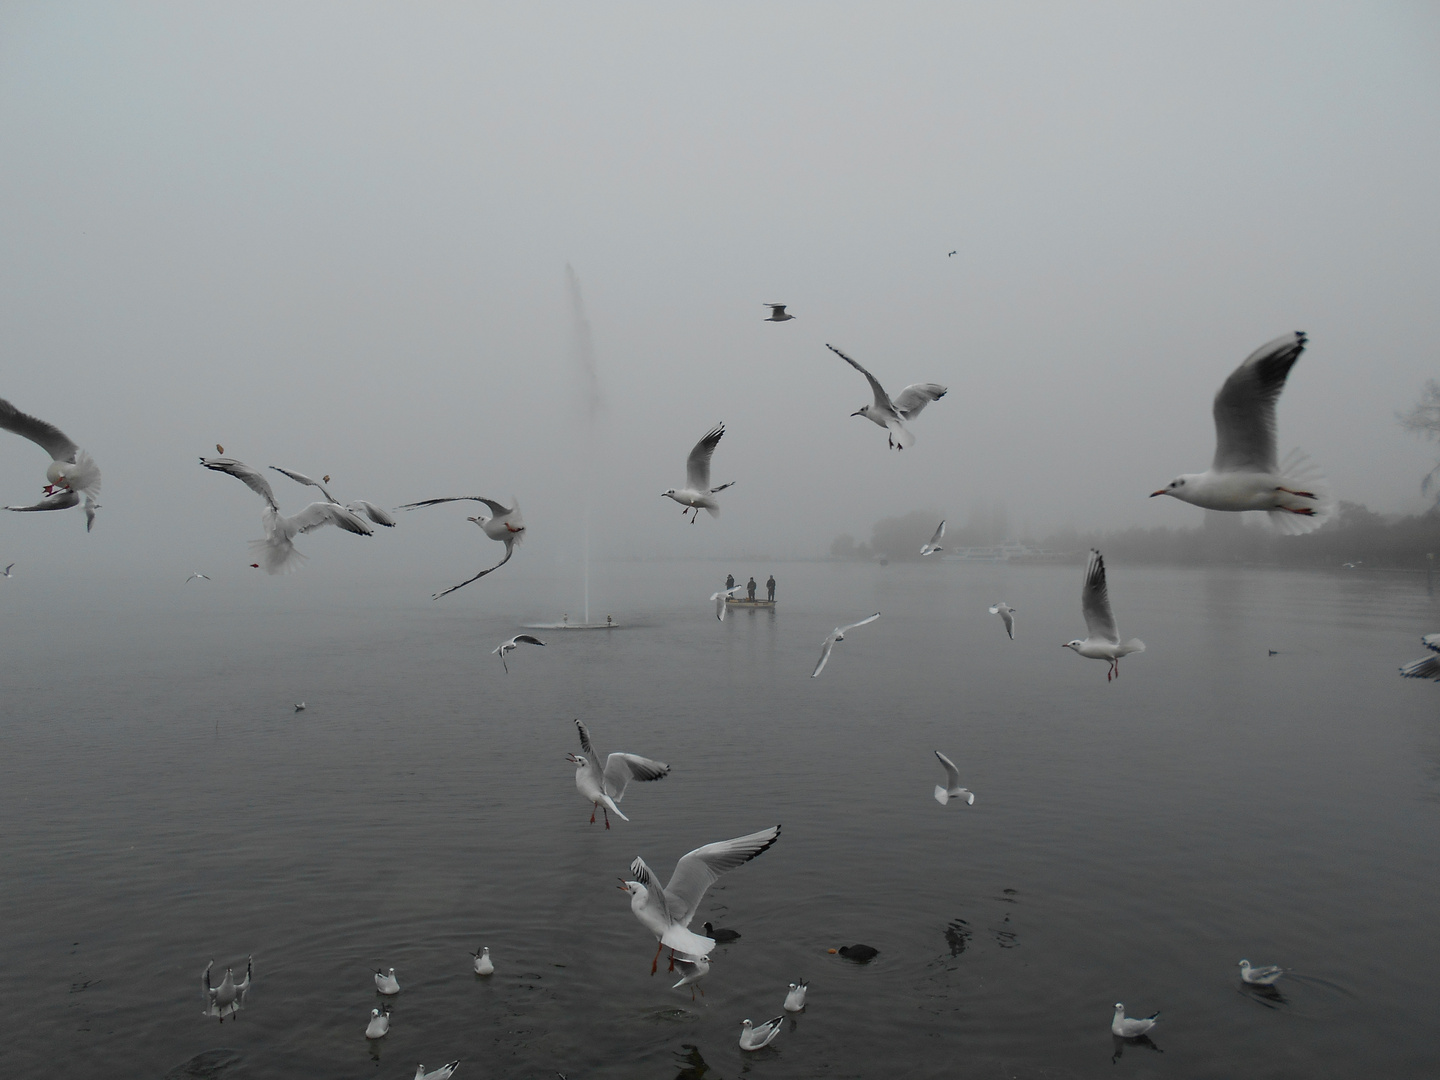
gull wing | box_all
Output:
[0,397,79,462]
[6,490,80,512]
[892,383,948,420]
[513,634,545,647]
[269,465,337,503]
[432,537,515,599]
[1423,633,1440,654]
[711,585,742,620]
[1400,654,1440,680]
[765,303,787,317]
[934,750,961,790]
[1211,332,1306,474]
[839,612,881,635]
[201,457,279,511]
[1080,549,1120,643]
[685,424,725,492]
[662,825,781,929]
[603,753,671,802]
[922,520,946,554]
[346,500,397,527]
[827,344,894,413]
[285,502,374,537]
[629,855,672,923]
[811,635,837,678]
[397,495,513,516]
[575,718,597,757]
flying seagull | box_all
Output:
[826,344,946,450]
[763,303,794,322]
[1151,332,1332,533]
[921,520,946,555]
[569,718,669,828]
[1063,550,1144,681]
[1111,1003,1159,1039]
[493,633,545,673]
[933,750,975,805]
[395,496,525,597]
[710,584,744,620]
[269,466,397,527]
[671,954,711,999]
[620,825,781,972]
[1399,634,1440,681]
[0,396,101,530]
[200,456,373,573]
[811,613,881,677]
[185,572,211,584]
[739,1016,784,1051]
[293,702,306,712]
[989,602,1016,639]
[1,563,13,578]
[662,424,735,523]
[202,956,252,1021]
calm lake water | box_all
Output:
[3,558,1437,1079]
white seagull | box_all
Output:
[671,954,711,999]
[374,967,400,994]
[710,584,744,620]
[989,602,1016,639]
[1239,959,1285,986]
[921,520,946,556]
[1151,332,1332,533]
[365,1006,390,1039]
[200,457,373,573]
[185,571,211,584]
[2,563,13,578]
[739,1016,784,1051]
[395,495,525,597]
[471,946,494,975]
[620,825,781,972]
[202,956,252,1021]
[293,702,306,712]
[662,424,735,523]
[413,1064,459,1080]
[811,613,881,677]
[269,465,398,527]
[826,344,947,450]
[1399,634,1440,681]
[1111,1003,1159,1038]
[784,980,808,1012]
[933,750,975,806]
[1063,550,1144,681]
[569,718,670,828]
[0,396,102,530]
[493,634,546,673]
[764,303,794,322]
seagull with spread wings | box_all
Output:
[933,750,975,806]
[620,825,781,972]
[710,584,744,620]
[0,396,102,530]
[200,456,373,573]
[921,520,946,556]
[568,718,669,828]
[989,601,1016,639]
[763,303,794,322]
[493,633,545,673]
[826,344,947,450]
[662,423,735,523]
[1151,332,1332,533]
[269,465,397,527]
[394,495,525,597]
[811,613,880,677]
[1063,550,1144,681]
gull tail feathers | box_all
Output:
[603,794,629,821]
[68,450,102,497]
[1117,638,1145,657]
[663,925,715,957]
[933,786,950,805]
[887,420,916,450]
[705,505,720,519]
[248,536,307,575]
[1266,448,1334,536]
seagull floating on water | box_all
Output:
[933,751,975,806]
[1,397,102,530]
[200,457,373,573]
[494,634,545,673]
[620,825,781,972]
[763,303,794,322]
[413,1064,459,1080]
[989,602,1016,639]
[1399,634,1440,681]
[702,921,740,943]
[1112,1003,1159,1038]
[569,718,670,828]
[203,956,252,1021]
[270,465,397,527]
[662,424,735,523]
[812,613,880,677]
[1064,550,1144,681]
[671,954,711,999]
[784,980,808,1011]
[374,967,400,994]
[826,344,947,450]
[395,495,525,597]
[739,1016,783,1051]
[471,947,494,975]
[1150,332,1332,533]
[365,1006,390,1039]
[1239,959,1285,986]
[710,584,744,620]
[921,520,946,556]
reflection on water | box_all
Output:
[672,1043,711,1079]
[1111,1033,1163,1062]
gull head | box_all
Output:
[1063,639,1084,652]
[1151,475,1194,499]
[568,752,588,769]
[850,406,869,418]
[465,514,490,528]
[44,461,73,488]
[662,488,677,498]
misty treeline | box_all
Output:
[831,503,1440,569]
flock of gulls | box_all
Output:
[3,313,1433,1070]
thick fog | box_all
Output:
[2,3,1438,595]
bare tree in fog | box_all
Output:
[1399,380,1440,500]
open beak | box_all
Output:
[616,878,631,892]
[850,410,863,417]
[1149,490,1166,497]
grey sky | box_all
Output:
[2,3,1438,585]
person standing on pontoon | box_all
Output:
[747,576,757,600]
[766,574,776,602]
[726,573,735,591]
